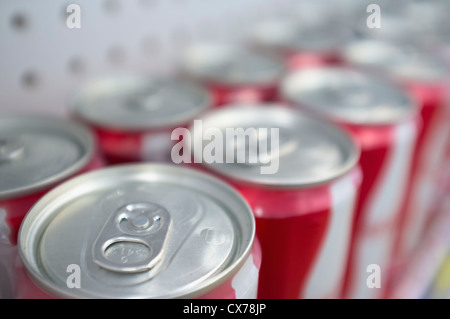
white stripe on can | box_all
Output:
[232,253,259,299]
[303,170,358,299]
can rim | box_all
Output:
[18,163,255,299]
[280,66,420,127]
[190,105,361,189]
[0,115,94,200]
[70,75,213,131]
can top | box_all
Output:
[18,164,255,299]
[180,43,286,86]
[0,116,94,200]
[71,76,211,131]
[189,105,359,188]
[341,38,449,83]
[250,18,350,54]
[281,67,418,125]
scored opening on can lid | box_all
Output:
[188,105,359,188]
[0,116,94,200]
[180,43,286,86]
[18,163,255,299]
[281,66,418,125]
[341,38,450,83]
[71,76,212,131]
[249,18,351,54]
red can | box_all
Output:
[0,115,103,245]
[341,38,450,289]
[281,67,420,299]
[70,76,212,165]
[15,164,261,299]
[248,15,350,70]
[186,105,361,299]
[179,43,286,106]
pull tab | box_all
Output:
[92,202,171,273]
[0,136,25,163]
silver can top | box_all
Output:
[71,76,212,130]
[18,164,255,299]
[188,105,359,188]
[281,67,418,125]
[249,18,350,54]
[0,116,94,200]
[341,38,449,83]
[180,43,286,86]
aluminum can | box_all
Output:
[248,15,350,70]
[0,115,103,245]
[71,76,212,164]
[281,67,419,299]
[341,38,450,287]
[15,164,260,299]
[179,44,286,106]
[186,105,361,299]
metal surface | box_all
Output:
[0,115,94,200]
[342,38,449,83]
[281,66,418,125]
[71,76,211,130]
[180,43,286,86]
[189,105,359,188]
[18,163,255,299]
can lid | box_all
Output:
[281,67,418,125]
[180,43,286,86]
[18,164,255,299]
[71,76,211,131]
[189,105,359,188]
[250,18,350,54]
[342,38,449,83]
[0,116,94,200]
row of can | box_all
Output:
[2,4,450,299]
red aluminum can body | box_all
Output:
[186,105,361,299]
[0,116,103,245]
[70,76,212,164]
[281,67,420,298]
[179,44,286,107]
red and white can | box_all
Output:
[0,115,103,245]
[15,164,260,299]
[248,13,350,70]
[179,43,286,106]
[186,105,361,299]
[281,67,420,299]
[70,76,212,165]
[341,38,450,288]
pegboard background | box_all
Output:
[0,0,309,116]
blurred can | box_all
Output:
[0,115,103,245]
[186,105,361,299]
[248,14,350,70]
[179,44,286,106]
[15,164,260,299]
[71,76,212,164]
[281,67,419,299]
[341,38,450,284]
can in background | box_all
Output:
[248,8,350,70]
[15,163,260,299]
[186,105,361,299]
[0,115,103,245]
[281,67,419,299]
[179,43,286,106]
[70,76,212,165]
[341,38,450,289]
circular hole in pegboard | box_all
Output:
[141,35,162,57]
[21,70,40,90]
[103,0,121,14]
[68,56,87,75]
[107,46,126,65]
[10,12,30,32]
